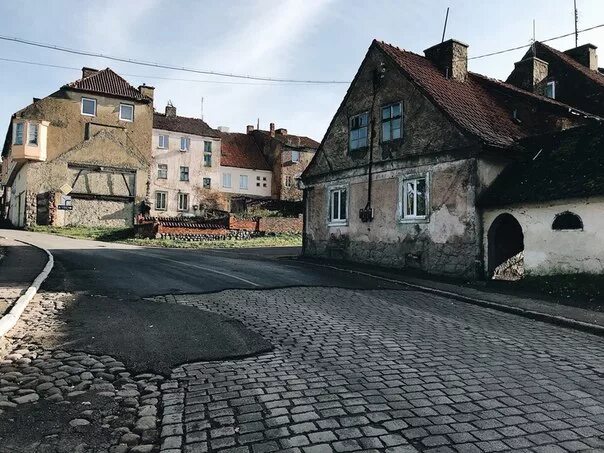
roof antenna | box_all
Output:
[257,118,260,130]
[200,97,204,120]
[441,7,449,43]
[574,0,579,47]
[530,19,536,57]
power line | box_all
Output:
[0,34,350,84]
[0,57,337,87]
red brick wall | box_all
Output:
[259,216,303,233]
[229,216,259,231]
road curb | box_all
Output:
[299,259,604,337]
[0,238,54,338]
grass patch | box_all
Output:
[514,273,604,308]
[28,225,134,241]
[28,225,301,249]
[122,233,302,249]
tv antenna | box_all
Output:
[200,97,204,120]
[574,0,579,47]
[441,7,450,42]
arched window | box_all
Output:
[552,211,583,230]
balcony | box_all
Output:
[10,121,49,162]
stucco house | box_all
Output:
[1,67,154,227]
[301,38,602,279]
[149,103,222,217]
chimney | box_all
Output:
[165,102,176,117]
[564,43,598,71]
[506,57,549,93]
[246,125,255,134]
[82,67,99,79]
[270,122,275,137]
[217,126,230,133]
[424,39,468,81]
[276,128,288,136]
[139,84,155,100]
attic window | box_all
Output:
[381,103,402,142]
[119,103,134,122]
[349,112,368,151]
[81,97,96,116]
[545,81,556,99]
[552,211,583,230]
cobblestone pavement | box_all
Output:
[0,292,172,453]
[153,288,604,453]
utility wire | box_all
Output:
[0,34,350,84]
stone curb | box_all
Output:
[0,238,54,338]
[299,259,604,338]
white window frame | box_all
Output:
[203,153,212,167]
[204,141,212,153]
[545,81,556,99]
[177,192,189,211]
[13,122,24,145]
[157,163,168,179]
[179,166,189,181]
[158,134,169,149]
[328,185,349,226]
[239,174,249,190]
[27,122,38,146]
[291,150,300,162]
[81,97,96,116]
[155,191,167,211]
[119,103,134,122]
[222,173,232,188]
[180,136,190,151]
[399,173,430,223]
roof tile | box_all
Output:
[220,132,271,171]
[65,68,149,102]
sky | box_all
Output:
[0,0,603,142]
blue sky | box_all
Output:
[0,0,602,142]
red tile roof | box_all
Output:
[220,133,271,170]
[254,130,319,149]
[375,40,589,147]
[153,113,220,138]
[535,42,604,88]
[65,68,150,102]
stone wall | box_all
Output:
[63,198,134,227]
[259,216,303,234]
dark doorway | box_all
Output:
[487,213,524,276]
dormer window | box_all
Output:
[28,123,38,145]
[81,97,96,116]
[13,122,24,145]
[119,103,134,122]
[545,81,556,99]
[349,112,368,151]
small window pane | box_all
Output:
[119,104,133,121]
[203,178,211,189]
[333,192,340,220]
[392,103,401,117]
[28,123,38,145]
[416,179,426,216]
[406,181,415,216]
[382,106,391,120]
[82,98,96,116]
[158,164,167,179]
[158,135,168,149]
[14,123,24,145]
[204,141,212,153]
[222,173,231,188]
[382,123,390,141]
[240,175,248,189]
[340,190,347,220]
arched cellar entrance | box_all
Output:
[487,213,524,279]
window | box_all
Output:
[180,166,189,181]
[204,141,212,153]
[382,102,402,142]
[285,175,293,188]
[349,112,369,151]
[178,192,189,211]
[119,103,134,122]
[155,191,167,211]
[263,177,267,181]
[291,150,300,162]
[401,175,429,220]
[329,187,348,224]
[81,97,96,116]
[545,81,556,99]
[180,137,190,151]
[158,134,169,149]
[157,164,168,179]
[257,176,261,181]
[552,211,583,230]
[203,177,211,189]
[13,122,24,145]
[27,123,38,145]
[222,173,232,188]
[203,154,212,167]
[239,175,248,190]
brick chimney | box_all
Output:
[270,122,275,137]
[139,84,155,100]
[165,102,176,117]
[82,67,99,79]
[564,43,598,71]
[506,56,549,93]
[424,39,468,81]
[246,125,255,134]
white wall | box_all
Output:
[220,166,272,197]
[8,165,28,227]
[150,128,222,216]
[483,197,604,276]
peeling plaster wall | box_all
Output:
[305,158,482,278]
[483,197,604,275]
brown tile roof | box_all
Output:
[153,113,220,138]
[64,68,150,102]
[254,130,319,149]
[220,132,271,170]
[535,42,604,88]
[375,40,590,148]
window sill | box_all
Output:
[399,217,429,224]
[328,221,348,227]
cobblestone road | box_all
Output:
[155,288,604,453]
